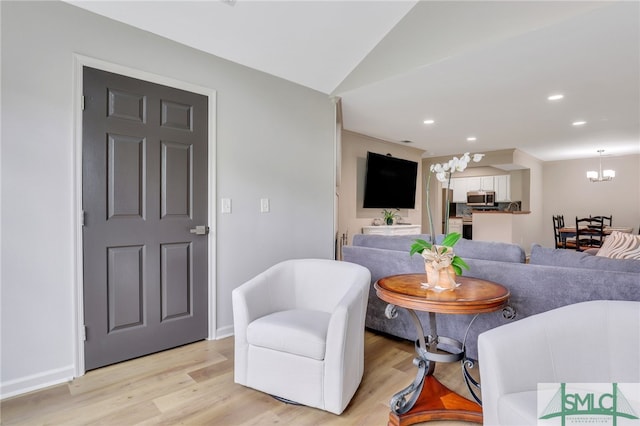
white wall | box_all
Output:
[542,154,640,248]
[1,1,335,396]
[512,150,542,251]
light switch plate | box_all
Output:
[260,198,270,213]
[221,198,231,214]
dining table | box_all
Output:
[558,225,633,239]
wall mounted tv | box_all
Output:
[363,152,418,209]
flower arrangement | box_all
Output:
[410,152,484,288]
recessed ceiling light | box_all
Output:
[572,121,587,126]
[548,94,564,101]
[467,137,477,142]
[423,119,435,125]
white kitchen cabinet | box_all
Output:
[450,178,467,202]
[494,175,511,201]
[480,176,494,191]
[450,175,508,202]
[465,177,481,192]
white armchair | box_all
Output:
[478,300,640,425]
[232,259,371,415]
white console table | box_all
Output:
[362,225,421,236]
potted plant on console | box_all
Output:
[382,208,400,225]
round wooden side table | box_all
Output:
[374,273,510,426]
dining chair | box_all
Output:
[553,215,575,249]
[552,215,562,248]
[575,216,605,251]
[552,215,567,248]
[590,215,612,226]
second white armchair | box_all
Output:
[478,300,640,425]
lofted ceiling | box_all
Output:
[66,0,640,162]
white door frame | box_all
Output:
[72,54,217,377]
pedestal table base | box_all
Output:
[388,375,482,426]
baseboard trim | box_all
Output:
[3,326,233,400]
[215,325,234,339]
[1,365,74,400]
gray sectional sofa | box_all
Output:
[342,234,640,359]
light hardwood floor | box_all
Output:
[1,331,480,425]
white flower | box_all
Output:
[457,160,469,172]
[428,152,484,181]
[447,157,457,171]
[472,153,484,162]
[433,163,443,173]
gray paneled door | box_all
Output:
[82,67,208,370]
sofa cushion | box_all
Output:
[247,309,330,360]
[596,231,640,260]
[529,244,640,273]
[447,237,525,263]
[351,234,525,263]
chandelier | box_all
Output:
[586,149,615,182]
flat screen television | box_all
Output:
[363,152,418,209]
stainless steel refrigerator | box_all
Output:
[442,188,453,234]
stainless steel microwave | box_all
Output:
[467,191,496,206]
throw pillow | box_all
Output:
[596,231,640,260]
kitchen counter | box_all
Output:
[472,211,529,247]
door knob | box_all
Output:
[189,225,209,235]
